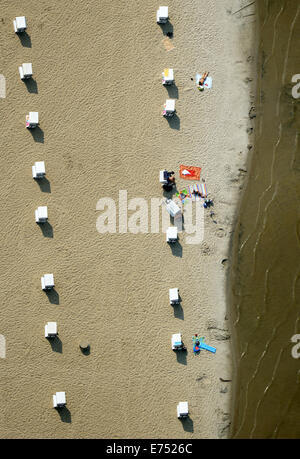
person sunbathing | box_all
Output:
[198,71,209,91]
[192,189,204,198]
[166,171,175,184]
[163,172,176,191]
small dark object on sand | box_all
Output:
[220,378,232,383]
[166,31,173,38]
[79,341,90,351]
[204,199,214,209]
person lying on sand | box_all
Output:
[198,71,209,91]
[193,189,204,198]
[167,171,175,184]
[163,171,176,191]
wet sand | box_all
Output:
[0,1,254,438]
[230,0,300,439]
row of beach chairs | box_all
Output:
[14,16,66,411]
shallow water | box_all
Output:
[230,0,300,439]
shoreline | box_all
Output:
[227,3,258,438]
[229,0,300,438]
[0,1,255,438]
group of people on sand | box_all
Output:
[162,70,212,200]
[163,171,213,207]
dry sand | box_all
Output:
[0,0,254,438]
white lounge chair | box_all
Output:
[177,402,189,419]
[172,333,185,351]
[13,16,27,33]
[157,6,169,24]
[53,392,66,409]
[162,68,174,85]
[32,161,46,179]
[166,226,178,243]
[26,112,39,128]
[45,322,58,338]
[169,288,179,305]
[41,274,54,290]
[19,63,32,80]
[163,99,175,117]
[159,170,168,185]
[35,206,48,223]
[165,199,181,218]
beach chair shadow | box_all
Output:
[80,346,91,356]
[163,184,178,199]
[180,416,194,433]
[159,21,174,38]
[176,349,187,365]
[166,114,180,130]
[48,336,62,354]
[173,214,184,233]
[24,78,38,94]
[169,215,182,232]
[178,213,185,232]
[36,177,51,193]
[169,241,182,258]
[166,84,178,99]
[17,32,31,48]
[173,297,184,320]
[45,288,59,305]
[28,126,44,143]
[57,407,71,423]
[38,222,53,238]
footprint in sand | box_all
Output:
[197,374,211,387]
[216,228,227,238]
[201,242,212,255]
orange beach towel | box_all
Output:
[179,165,201,181]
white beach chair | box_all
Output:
[172,333,184,351]
[45,322,58,339]
[164,199,181,218]
[35,206,48,223]
[26,112,39,128]
[19,63,33,80]
[157,6,169,24]
[13,16,27,33]
[53,392,66,409]
[160,170,168,185]
[163,99,175,117]
[169,288,179,305]
[177,401,189,419]
[41,274,54,291]
[166,226,178,243]
[162,68,174,86]
[32,161,46,179]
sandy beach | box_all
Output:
[0,0,254,438]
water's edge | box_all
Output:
[229,0,300,438]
